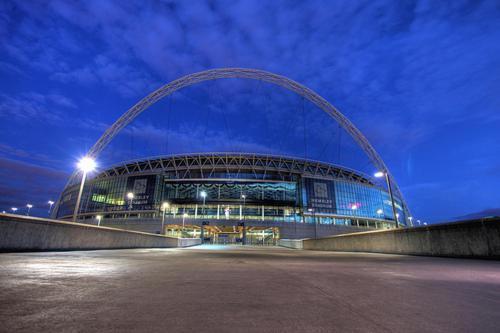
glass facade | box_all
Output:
[56,155,407,229]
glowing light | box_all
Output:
[26,204,33,209]
[376,209,383,215]
[183,213,188,218]
[351,204,358,210]
[162,202,170,210]
[200,191,207,198]
[11,207,18,212]
[48,200,54,205]
[374,171,385,178]
[127,192,134,200]
[241,194,246,199]
[77,157,96,173]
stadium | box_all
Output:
[53,68,410,244]
[55,153,407,244]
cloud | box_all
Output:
[454,208,500,221]
[0,157,69,210]
[0,92,77,123]
[51,54,161,97]
[0,60,26,76]
[123,121,276,155]
[0,143,62,165]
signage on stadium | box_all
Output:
[303,178,336,213]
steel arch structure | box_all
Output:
[56,67,410,219]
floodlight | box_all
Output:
[77,156,96,173]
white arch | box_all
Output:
[58,68,409,217]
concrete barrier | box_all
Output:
[0,213,201,252]
[278,239,304,249]
[302,217,500,259]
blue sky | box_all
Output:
[0,0,499,222]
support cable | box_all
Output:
[302,97,307,159]
[165,94,172,154]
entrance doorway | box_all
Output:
[164,224,279,246]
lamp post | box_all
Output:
[182,212,188,236]
[161,202,169,235]
[48,200,54,215]
[308,208,317,239]
[376,209,383,228]
[374,171,399,228]
[127,192,134,210]
[73,157,96,222]
[200,190,207,217]
[11,207,18,214]
[96,215,102,227]
[241,194,246,221]
[351,204,359,227]
[26,204,33,216]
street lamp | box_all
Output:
[48,200,55,215]
[308,208,317,239]
[11,207,18,214]
[408,216,413,226]
[127,192,134,210]
[73,156,96,222]
[241,194,246,220]
[374,170,399,228]
[161,201,170,235]
[96,215,102,227]
[200,190,207,217]
[182,212,188,235]
[376,208,383,216]
[26,204,33,216]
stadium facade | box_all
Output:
[56,153,407,244]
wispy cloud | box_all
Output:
[0,92,77,123]
[0,157,69,211]
[52,55,161,97]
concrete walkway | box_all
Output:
[1,245,499,332]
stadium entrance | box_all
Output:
[164,224,279,246]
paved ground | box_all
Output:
[1,246,499,333]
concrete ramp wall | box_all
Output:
[278,239,304,249]
[300,218,500,259]
[0,213,201,252]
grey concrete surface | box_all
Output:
[0,213,201,251]
[303,217,500,259]
[1,246,499,333]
